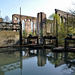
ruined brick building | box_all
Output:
[12,9,75,36]
[12,14,37,36]
[55,9,75,36]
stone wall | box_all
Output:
[12,14,53,36]
[0,31,19,46]
[55,9,75,18]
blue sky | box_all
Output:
[0,0,75,20]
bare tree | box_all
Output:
[69,3,75,15]
[4,16,10,22]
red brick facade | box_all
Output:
[12,14,37,35]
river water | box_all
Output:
[0,47,75,75]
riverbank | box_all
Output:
[0,31,19,46]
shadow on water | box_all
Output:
[0,47,75,75]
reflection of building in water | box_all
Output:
[23,50,29,56]
[48,52,75,68]
[26,49,46,67]
[37,50,46,66]
[48,52,65,67]
[64,52,75,68]
[54,53,65,67]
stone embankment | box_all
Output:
[0,31,19,46]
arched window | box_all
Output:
[31,21,33,32]
[15,17,18,20]
[18,19,20,23]
[22,20,25,30]
[63,18,65,23]
[34,21,37,30]
[60,17,61,23]
[28,19,31,21]
[25,19,27,21]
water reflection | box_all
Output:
[48,52,65,67]
[37,49,46,66]
[0,50,21,75]
[48,52,75,75]
[0,48,75,75]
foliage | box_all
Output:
[22,30,28,37]
[49,13,55,20]
[4,16,10,22]
[29,31,32,35]
[69,3,75,15]
[49,13,75,45]
[49,13,60,24]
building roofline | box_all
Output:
[12,14,37,19]
[55,9,75,16]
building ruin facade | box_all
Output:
[12,14,37,36]
[12,9,75,37]
[12,13,53,36]
[55,9,75,36]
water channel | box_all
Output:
[0,47,75,75]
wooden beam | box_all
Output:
[0,28,20,30]
[0,22,18,25]
[0,44,43,48]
